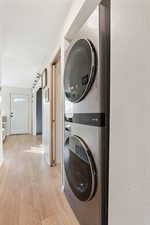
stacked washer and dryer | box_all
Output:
[63,3,110,225]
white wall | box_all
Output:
[1,86,32,135]
[109,1,150,225]
[42,88,51,165]
[32,75,51,165]
[41,66,51,165]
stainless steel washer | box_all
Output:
[63,3,110,225]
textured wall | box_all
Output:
[109,1,150,225]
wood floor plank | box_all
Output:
[1,135,79,225]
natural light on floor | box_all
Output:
[25,145,45,154]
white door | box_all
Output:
[10,94,29,134]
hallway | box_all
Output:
[1,135,79,225]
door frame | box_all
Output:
[50,49,63,167]
[10,93,30,135]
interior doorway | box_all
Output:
[36,88,42,135]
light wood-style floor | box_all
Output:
[1,135,79,225]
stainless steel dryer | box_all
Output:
[64,3,110,225]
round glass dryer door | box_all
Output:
[64,135,97,201]
[64,39,97,103]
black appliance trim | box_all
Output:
[99,1,110,225]
[65,113,105,127]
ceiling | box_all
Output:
[0,0,74,88]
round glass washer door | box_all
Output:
[64,39,97,103]
[64,135,97,201]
